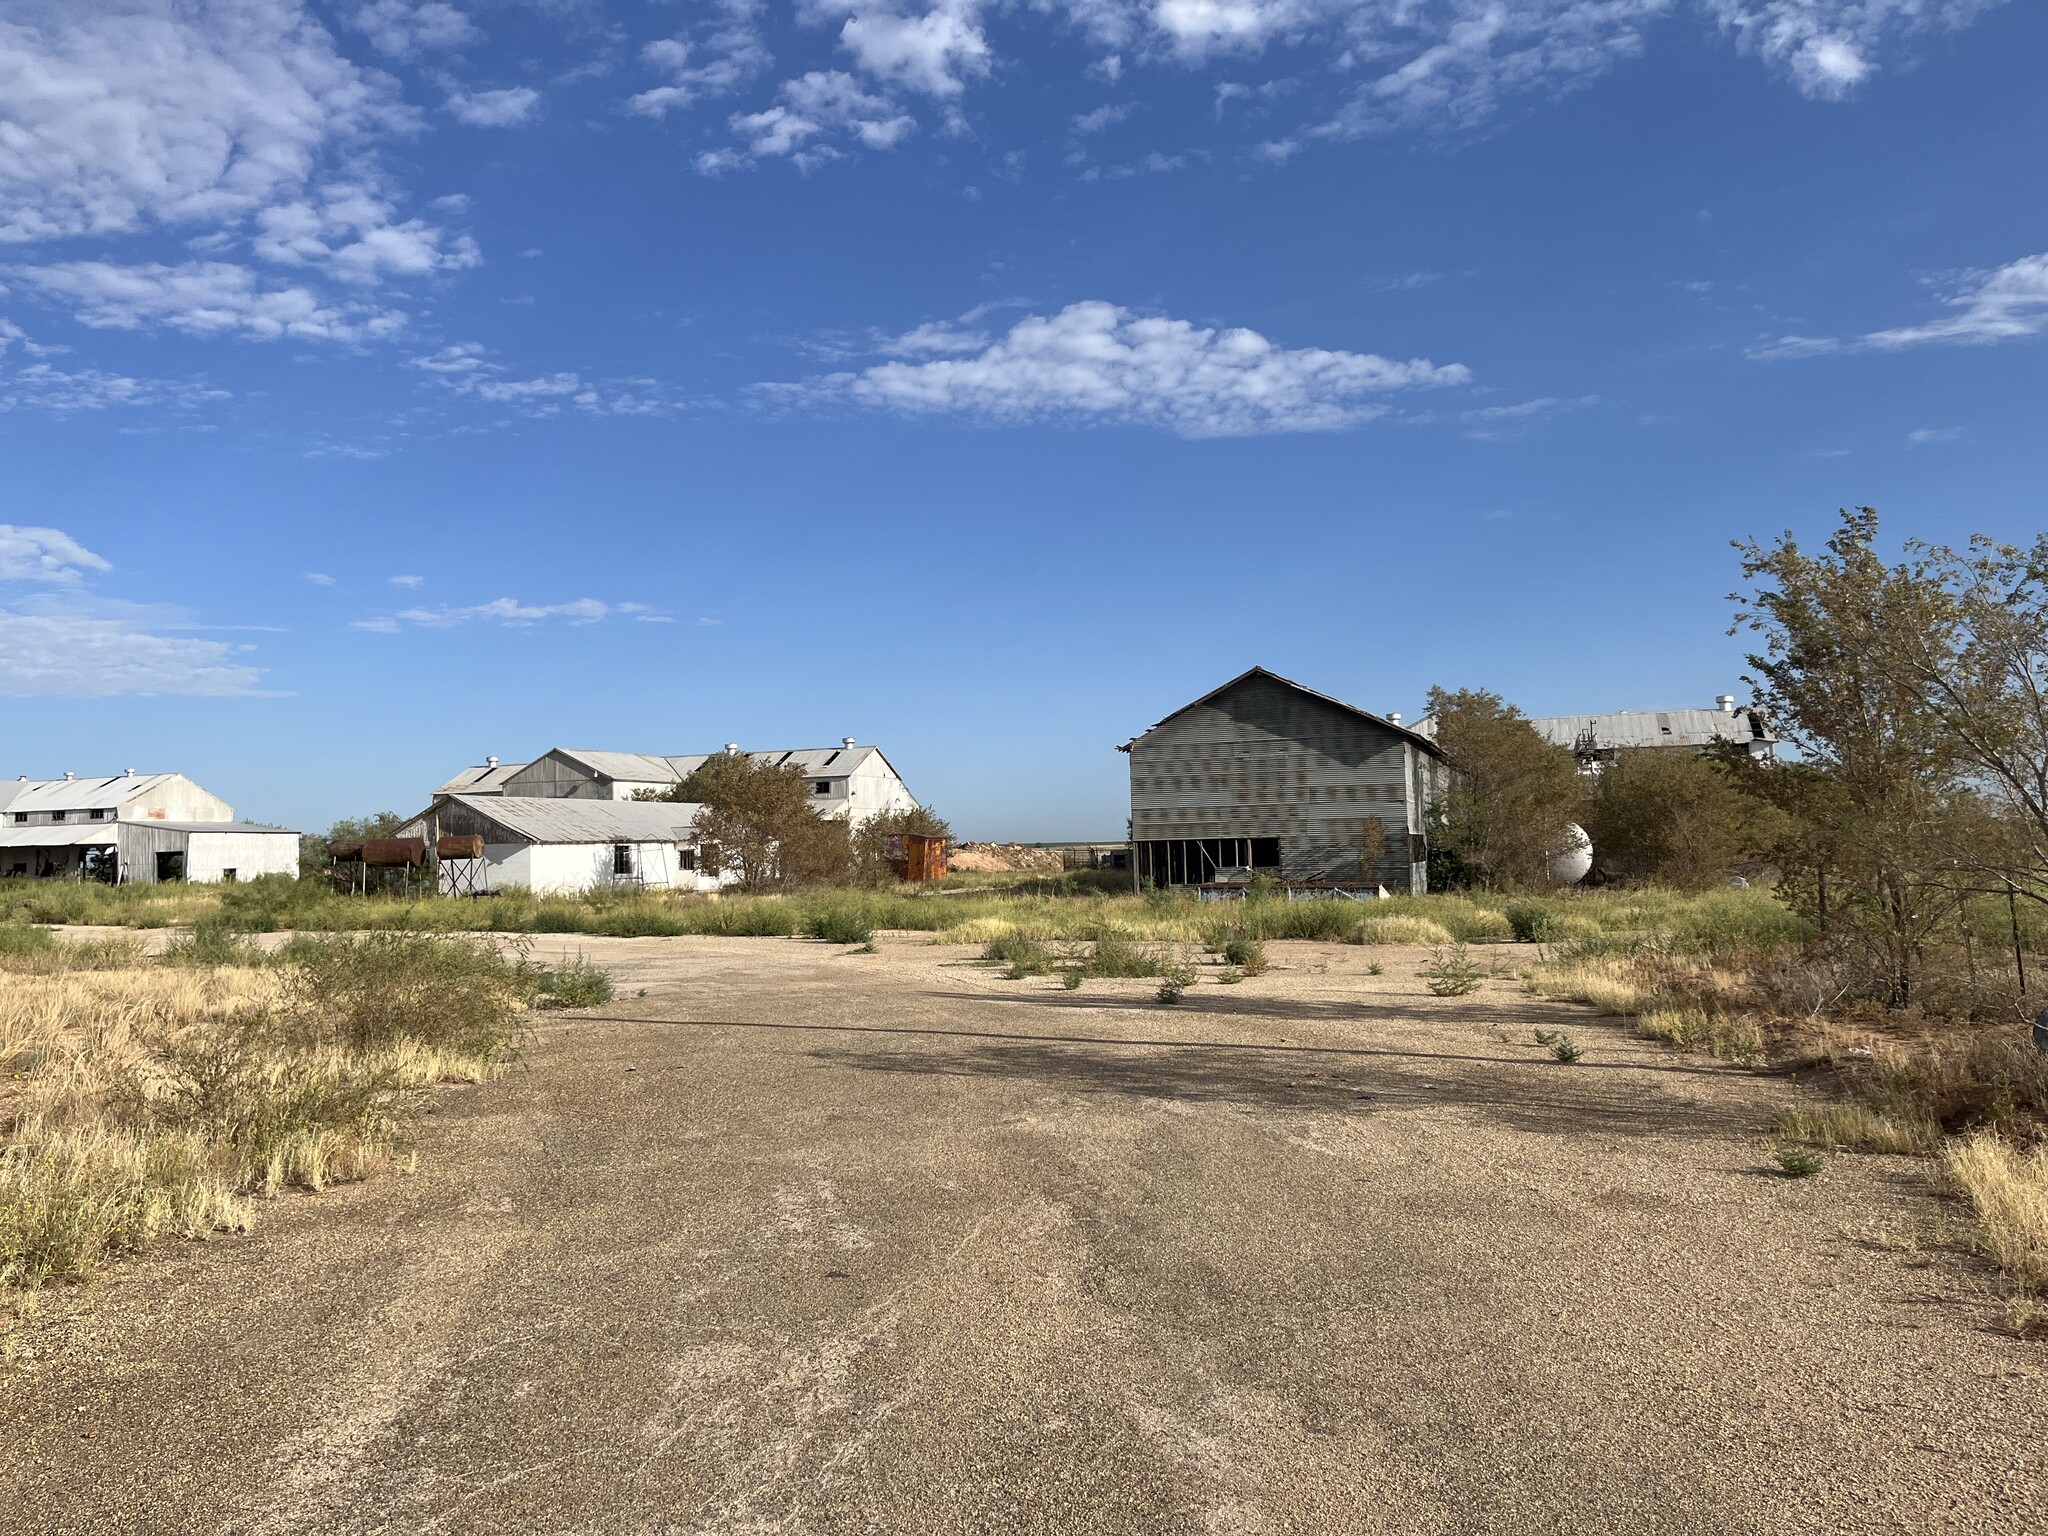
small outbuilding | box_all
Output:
[399,794,727,896]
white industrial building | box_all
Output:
[433,741,919,826]
[397,794,729,896]
[0,772,299,884]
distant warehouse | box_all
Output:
[1123,669,1448,894]
[0,771,298,884]
[1415,694,1779,772]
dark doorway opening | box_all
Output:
[155,850,185,882]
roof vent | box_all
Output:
[1716,694,1736,714]
[842,736,857,748]
[1387,713,1402,726]
[724,743,741,754]
[123,767,135,777]
[485,755,499,768]
[62,771,75,781]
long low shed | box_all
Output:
[400,794,726,895]
[0,821,300,884]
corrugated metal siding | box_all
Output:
[1129,673,1428,888]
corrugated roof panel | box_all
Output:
[1,774,185,813]
[435,762,528,796]
[439,794,703,844]
[1526,709,1771,751]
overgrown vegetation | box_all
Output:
[0,926,589,1293]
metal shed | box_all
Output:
[398,794,726,895]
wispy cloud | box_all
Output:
[769,300,1470,437]
[0,523,264,695]
[356,596,665,630]
[304,572,338,586]
[406,343,699,416]
[1751,251,2048,361]
[8,262,407,343]
[1461,394,1597,439]
[388,574,425,588]
[0,363,227,414]
[445,86,541,127]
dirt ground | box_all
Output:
[5,936,2044,1536]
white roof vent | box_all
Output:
[842,736,857,748]
[1716,694,1737,714]
[1387,713,1402,726]
[724,742,741,754]
[62,770,75,781]
[485,755,499,768]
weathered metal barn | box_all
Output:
[398,794,728,896]
[432,742,919,827]
[0,771,299,884]
[1123,669,1449,894]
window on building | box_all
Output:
[221,868,237,883]
[88,808,107,820]
[811,780,830,795]
[50,810,66,822]
[612,844,634,876]
[10,813,24,824]
[678,848,698,871]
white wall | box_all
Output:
[185,831,299,883]
[482,840,730,895]
[118,776,235,824]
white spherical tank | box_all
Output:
[1550,823,1593,886]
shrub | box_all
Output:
[1217,965,1244,985]
[984,933,1055,977]
[530,956,614,1009]
[1505,899,1561,944]
[279,932,530,1062]
[1773,1141,1825,1178]
[1221,935,1268,975]
[1421,943,1483,996]
[1548,1034,1584,1063]
[1085,929,1156,978]
[1059,967,1083,990]
[804,910,876,946]
[1366,961,1385,976]
[161,917,268,968]
[1354,915,1455,946]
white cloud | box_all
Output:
[9,261,407,342]
[0,524,263,695]
[0,610,265,695]
[821,0,992,97]
[1461,393,1597,438]
[0,525,109,583]
[1864,253,2048,348]
[1071,102,1134,134]
[1750,251,2048,361]
[1705,0,2004,100]
[716,71,918,168]
[251,186,480,284]
[305,572,338,585]
[446,86,540,127]
[388,573,424,587]
[627,0,773,117]
[1907,425,1962,444]
[379,596,616,628]
[346,0,480,58]
[881,321,990,355]
[0,0,407,244]
[406,343,698,417]
[0,362,228,414]
[782,300,1470,436]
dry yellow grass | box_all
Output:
[1945,1134,2048,1291]
[1635,1006,1765,1062]
[1778,1101,1939,1155]
[1353,915,1454,946]
[1527,956,1670,1016]
[1,944,525,1292]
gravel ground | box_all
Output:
[4,934,2043,1536]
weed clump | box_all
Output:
[1946,1134,2048,1290]
[1421,943,1483,997]
[529,955,614,1009]
[804,911,875,946]
[1773,1141,1825,1178]
[1220,935,1268,975]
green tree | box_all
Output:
[1424,687,1586,890]
[1585,748,1784,889]
[1732,509,1992,1005]
[652,754,852,892]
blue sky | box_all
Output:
[1,0,2042,839]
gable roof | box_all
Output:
[0,773,191,814]
[1124,667,1445,758]
[435,761,527,796]
[425,794,704,845]
[1524,707,1775,753]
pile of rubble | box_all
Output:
[947,842,1073,873]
